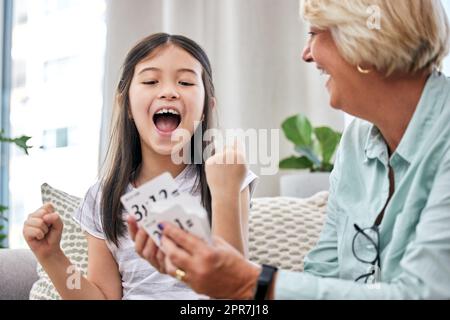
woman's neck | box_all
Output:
[366,72,430,154]
[134,145,188,187]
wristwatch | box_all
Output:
[254,264,278,300]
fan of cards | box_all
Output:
[121,172,212,248]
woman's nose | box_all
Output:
[302,45,314,63]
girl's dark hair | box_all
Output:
[101,33,216,246]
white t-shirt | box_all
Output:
[73,166,258,300]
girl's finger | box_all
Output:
[25,217,49,235]
[23,226,45,241]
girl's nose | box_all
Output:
[159,84,180,100]
[302,45,314,63]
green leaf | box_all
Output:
[314,127,342,164]
[318,163,334,172]
[0,234,6,241]
[281,115,312,147]
[279,156,313,170]
[13,135,32,155]
[295,146,322,167]
[295,115,313,147]
[0,225,4,231]
[0,205,8,222]
[0,132,32,155]
[281,116,303,146]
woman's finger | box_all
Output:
[161,222,204,255]
[142,236,158,266]
[161,235,192,272]
[156,250,166,273]
[126,215,139,241]
[134,228,149,256]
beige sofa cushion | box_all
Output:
[29,184,86,300]
[248,192,328,272]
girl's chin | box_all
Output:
[151,143,175,156]
[149,139,190,159]
[145,136,173,154]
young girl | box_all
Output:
[23,33,257,300]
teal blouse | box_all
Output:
[275,72,450,299]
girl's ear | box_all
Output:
[201,97,216,121]
[209,97,217,110]
[127,107,134,120]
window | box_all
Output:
[5,0,106,248]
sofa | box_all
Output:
[0,184,328,300]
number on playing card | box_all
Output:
[129,188,181,222]
[174,218,194,231]
[131,204,148,222]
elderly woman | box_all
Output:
[130,0,450,299]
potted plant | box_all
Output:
[0,130,31,248]
[279,114,342,198]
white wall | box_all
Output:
[100,0,346,197]
[100,0,164,161]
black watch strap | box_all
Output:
[254,264,278,300]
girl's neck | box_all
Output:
[134,146,188,188]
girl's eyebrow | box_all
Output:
[177,68,200,76]
[138,67,199,76]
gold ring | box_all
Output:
[175,268,186,282]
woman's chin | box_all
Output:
[326,86,341,110]
[328,95,342,110]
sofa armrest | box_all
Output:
[0,249,38,300]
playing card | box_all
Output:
[143,200,212,248]
[121,171,212,249]
[120,172,180,223]
[146,194,201,215]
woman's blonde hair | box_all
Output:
[301,0,450,76]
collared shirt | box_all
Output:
[275,71,450,299]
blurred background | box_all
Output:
[1,0,450,248]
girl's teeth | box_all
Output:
[156,108,180,115]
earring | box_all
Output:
[357,64,371,74]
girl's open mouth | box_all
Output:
[153,108,182,133]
